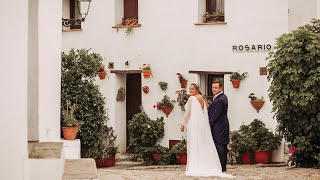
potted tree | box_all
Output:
[159,95,175,117]
[177,73,188,88]
[141,64,151,78]
[248,93,265,113]
[62,101,80,140]
[98,65,107,80]
[229,71,248,88]
[171,139,187,165]
[250,119,281,164]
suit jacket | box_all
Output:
[208,93,230,145]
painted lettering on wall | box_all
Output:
[232,44,273,52]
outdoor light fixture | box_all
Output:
[62,0,92,27]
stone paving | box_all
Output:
[97,162,320,180]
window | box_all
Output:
[205,0,225,22]
[206,74,224,99]
[70,0,81,29]
[123,0,139,25]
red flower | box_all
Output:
[290,146,297,154]
[153,105,156,108]
[77,124,81,129]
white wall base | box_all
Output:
[60,139,81,159]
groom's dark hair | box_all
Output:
[212,81,223,88]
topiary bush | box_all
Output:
[61,49,114,158]
[267,19,320,167]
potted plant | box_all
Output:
[171,139,187,165]
[62,101,80,140]
[158,81,168,91]
[95,126,118,168]
[142,86,149,93]
[176,89,190,111]
[159,95,175,117]
[177,73,188,88]
[230,126,256,164]
[202,11,225,23]
[98,65,107,80]
[151,145,167,162]
[248,93,265,113]
[229,71,248,88]
[250,119,281,164]
[141,64,151,78]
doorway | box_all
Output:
[126,73,141,150]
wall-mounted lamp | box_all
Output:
[62,0,92,27]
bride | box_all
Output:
[180,83,234,178]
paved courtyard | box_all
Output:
[97,162,320,180]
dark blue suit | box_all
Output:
[208,93,229,171]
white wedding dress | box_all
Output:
[182,96,234,178]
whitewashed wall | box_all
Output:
[62,0,289,161]
[38,0,62,141]
[289,0,318,30]
[0,1,29,179]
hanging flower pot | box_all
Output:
[142,70,151,78]
[180,80,188,88]
[177,154,187,165]
[250,100,265,113]
[142,86,149,93]
[161,105,174,117]
[98,71,106,80]
[62,127,78,140]
[231,79,241,88]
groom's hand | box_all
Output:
[180,125,185,132]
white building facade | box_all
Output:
[62,0,320,162]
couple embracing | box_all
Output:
[180,81,234,178]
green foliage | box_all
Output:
[267,19,320,167]
[230,71,248,81]
[171,139,187,155]
[61,49,114,158]
[159,95,175,107]
[128,112,165,161]
[158,81,168,91]
[62,101,78,127]
[94,126,118,159]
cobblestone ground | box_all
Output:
[97,163,320,180]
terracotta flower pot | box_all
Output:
[161,106,174,117]
[104,154,116,167]
[180,80,188,88]
[231,79,241,88]
[254,150,272,164]
[98,71,106,80]
[95,159,105,168]
[250,100,265,113]
[177,154,187,165]
[62,127,78,140]
[142,86,149,93]
[241,152,251,164]
[142,70,151,78]
[152,154,162,161]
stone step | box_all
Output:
[28,142,65,180]
[63,158,98,180]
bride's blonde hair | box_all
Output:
[190,83,207,104]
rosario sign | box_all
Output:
[232,44,273,52]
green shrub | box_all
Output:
[267,19,320,167]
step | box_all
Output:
[63,158,98,180]
[29,142,65,180]
[60,139,81,159]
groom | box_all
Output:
[208,81,230,172]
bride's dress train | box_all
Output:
[182,96,234,178]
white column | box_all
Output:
[38,0,62,141]
[0,1,29,180]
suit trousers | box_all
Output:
[214,142,228,171]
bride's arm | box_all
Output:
[180,97,192,132]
